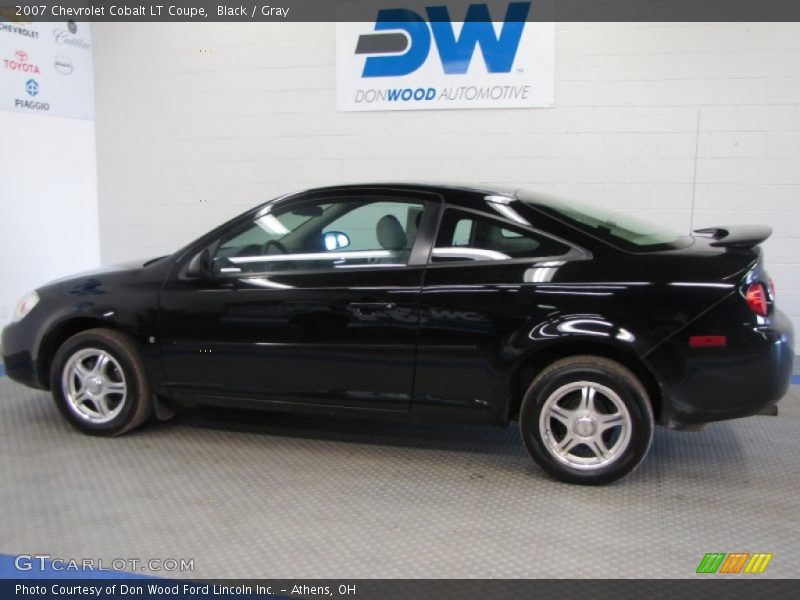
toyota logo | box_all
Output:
[15,50,28,62]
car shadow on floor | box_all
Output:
[165,404,528,456]
[5,383,756,483]
[160,402,751,475]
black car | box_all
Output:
[2,184,794,484]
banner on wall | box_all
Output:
[336,1,554,111]
[0,17,94,119]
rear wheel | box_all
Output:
[50,328,152,436]
[519,356,654,485]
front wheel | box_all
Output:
[50,328,152,436]
[519,356,654,485]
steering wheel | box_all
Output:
[263,239,289,255]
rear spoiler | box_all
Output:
[693,225,772,249]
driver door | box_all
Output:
[158,190,437,412]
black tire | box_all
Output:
[50,328,152,436]
[519,355,654,485]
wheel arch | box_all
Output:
[509,340,664,424]
[37,317,128,389]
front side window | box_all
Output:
[213,198,425,274]
[432,209,571,263]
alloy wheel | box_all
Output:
[61,348,127,424]
[538,381,632,470]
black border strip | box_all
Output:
[3,0,800,22]
[3,579,800,600]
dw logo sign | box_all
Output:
[356,2,530,77]
[336,1,554,111]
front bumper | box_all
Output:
[645,307,794,426]
[1,319,46,389]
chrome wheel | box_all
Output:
[538,381,632,471]
[61,348,127,424]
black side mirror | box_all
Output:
[186,248,212,278]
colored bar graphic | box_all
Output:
[697,552,773,574]
[744,553,773,574]
[719,553,749,573]
[697,553,726,574]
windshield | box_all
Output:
[518,190,688,251]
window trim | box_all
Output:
[208,193,439,278]
[426,205,588,267]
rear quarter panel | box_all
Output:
[413,252,750,424]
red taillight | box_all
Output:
[745,282,769,316]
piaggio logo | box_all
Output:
[15,77,49,112]
[696,552,773,574]
[356,2,530,77]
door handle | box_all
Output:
[349,302,397,314]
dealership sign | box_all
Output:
[0,19,94,119]
[336,1,554,111]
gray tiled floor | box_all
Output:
[1,377,798,578]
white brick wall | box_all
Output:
[93,22,800,333]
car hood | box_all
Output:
[39,256,169,291]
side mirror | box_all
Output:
[323,231,350,251]
[186,248,212,278]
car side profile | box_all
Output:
[2,184,794,484]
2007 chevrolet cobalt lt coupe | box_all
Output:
[2,184,794,484]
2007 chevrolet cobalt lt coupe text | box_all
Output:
[2,184,794,484]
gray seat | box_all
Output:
[376,215,409,264]
[376,215,407,250]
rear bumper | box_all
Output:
[645,307,794,426]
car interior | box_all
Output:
[213,199,425,273]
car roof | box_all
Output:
[300,182,521,199]
[289,183,597,217]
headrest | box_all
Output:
[376,215,407,251]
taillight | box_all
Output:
[745,282,769,316]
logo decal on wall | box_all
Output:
[336,1,554,111]
[0,22,39,38]
[54,56,74,75]
[2,49,40,74]
[15,77,49,112]
[25,78,38,96]
[1,21,92,119]
[357,2,530,77]
[53,23,91,50]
